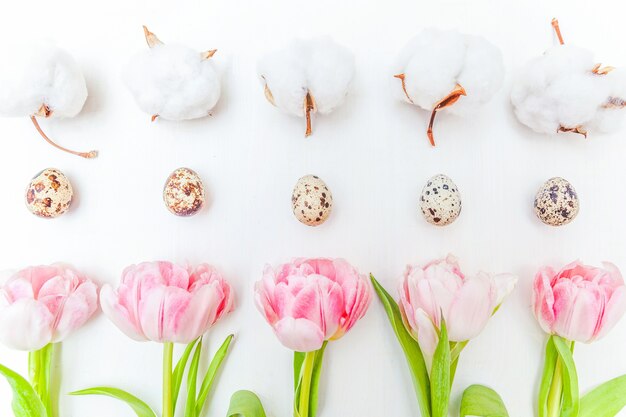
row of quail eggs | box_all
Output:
[24,168,579,227]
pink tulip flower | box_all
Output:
[533,261,626,343]
[255,258,371,352]
[0,264,98,351]
[399,255,517,357]
[101,262,233,344]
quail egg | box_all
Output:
[420,174,461,226]
[534,177,579,226]
[163,168,205,216]
[292,175,333,226]
[25,168,73,218]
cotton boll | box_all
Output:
[258,37,355,136]
[454,36,505,114]
[123,27,221,121]
[394,29,504,146]
[0,44,87,118]
[511,19,626,137]
[0,43,96,159]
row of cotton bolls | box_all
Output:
[1,19,625,160]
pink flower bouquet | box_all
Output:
[0,264,98,417]
[71,261,234,417]
[371,255,517,417]
[533,261,626,417]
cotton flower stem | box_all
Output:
[427,84,467,146]
[546,358,563,417]
[30,116,98,159]
[298,351,316,417]
[551,18,565,45]
[304,92,316,137]
[162,342,174,417]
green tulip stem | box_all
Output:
[298,351,316,417]
[28,343,54,417]
[163,342,174,417]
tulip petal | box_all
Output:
[52,281,98,343]
[137,285,169,342]
[254,282,279,325]
[595,285,626,340]
[339,278,371,336]
[163,284,221,343]
[414,308,438,362]
[273,317,324,352]
[494,273,518,306]
[552,281,601,342]
[100,284,146,341]
[0,299,54,350]
[533,268,556,333]
[446,274,494,342]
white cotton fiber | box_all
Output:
[123,43,221,121]
[511,45,626,135]
[0,44,87,118]
[395,28,504,116]
[257,37,355,117]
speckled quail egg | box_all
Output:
[292,175,333,226]
[534,177,579,226]
[25,168,73,218]
[420,174,461,226]
[163,168,205,216]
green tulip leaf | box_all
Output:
[172,338,201,412]
[294,351,305,392]
[460,385,509,417]
[195,334,234,417]
[184,339,203,417]
[449,341,468,386]
[370,274,431,417]
[308,341,327,417]
[538,336,558,417]
[579,374,626,417]
[431,319,451,417]
[69,386,157,417]
[0,363,47,417]
[293,351,305,416]
[227,390,267,417]
[553,336,579,417]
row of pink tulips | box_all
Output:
[0,257,625,417]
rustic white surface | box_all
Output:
[0,0,625,416]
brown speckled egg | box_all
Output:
[163,168,205,216]
[292,175,333,226]
[534,177,579,226]
[420,174,462,226]
[25,168,73,218]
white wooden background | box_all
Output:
[0,0,625,416]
